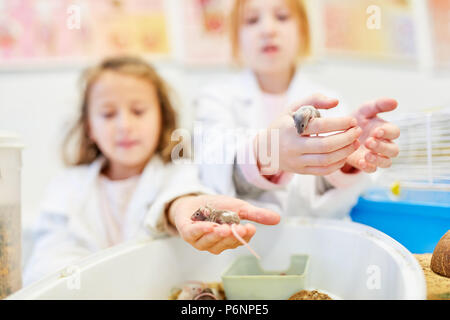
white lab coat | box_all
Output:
[24,155,212,285]
[194,69,373,218]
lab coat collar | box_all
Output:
[123,155,165,239]
[85,155,165,204]
[93,155,166,238]
[70,155,165,247]
[67,157,107,250]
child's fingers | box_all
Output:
[287,94,339,113]
[376,155,392,168]
[237,205,280,225]
[195,236,222,252]
[302,158,347,176]
[358,159,377,173]
[302,117,357,135]
[193,225,229,251]
[180,222,214,243]
[358,98,398,119]
[371,123,400,140]
[209,228,247,254]
[209,224,256,255]
[300,140,359,167]
[300,127,362,154]
[365,152,392,168]
[365,138,399,158]
[207,196,280,226]
[242,224,256,244]
[206,225,246,254]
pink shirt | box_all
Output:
[98,175,140,246]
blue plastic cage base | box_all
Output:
[350,193,450,254]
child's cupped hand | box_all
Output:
[345,98,400,173]
[168,194,280,255]
[256,94,362,176]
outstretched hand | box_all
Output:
[345,98,400,173]
[168,194,280,255]
[257,94,362,176]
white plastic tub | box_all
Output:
[10,218,426,300]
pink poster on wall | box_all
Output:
[428,0,450,68]
[0,0,170,67]
[321,0,418,63]
[179,0,232,66]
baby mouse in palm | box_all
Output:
[191,206,260,259]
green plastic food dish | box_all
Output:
[221,255,309,300]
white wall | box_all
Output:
[1,60,450,230]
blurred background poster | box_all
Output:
[429,0,450,69]
[0,0,170,66]
[320,0,417,63]
[179,0,232,66]
[2,0,449,69]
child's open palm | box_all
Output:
[345,98,400,173]
[168,195,280,255]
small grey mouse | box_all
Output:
[191,206,260,259]
[292,105,321,135]
[191,206,240,224]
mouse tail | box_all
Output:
[230,224,261,260]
